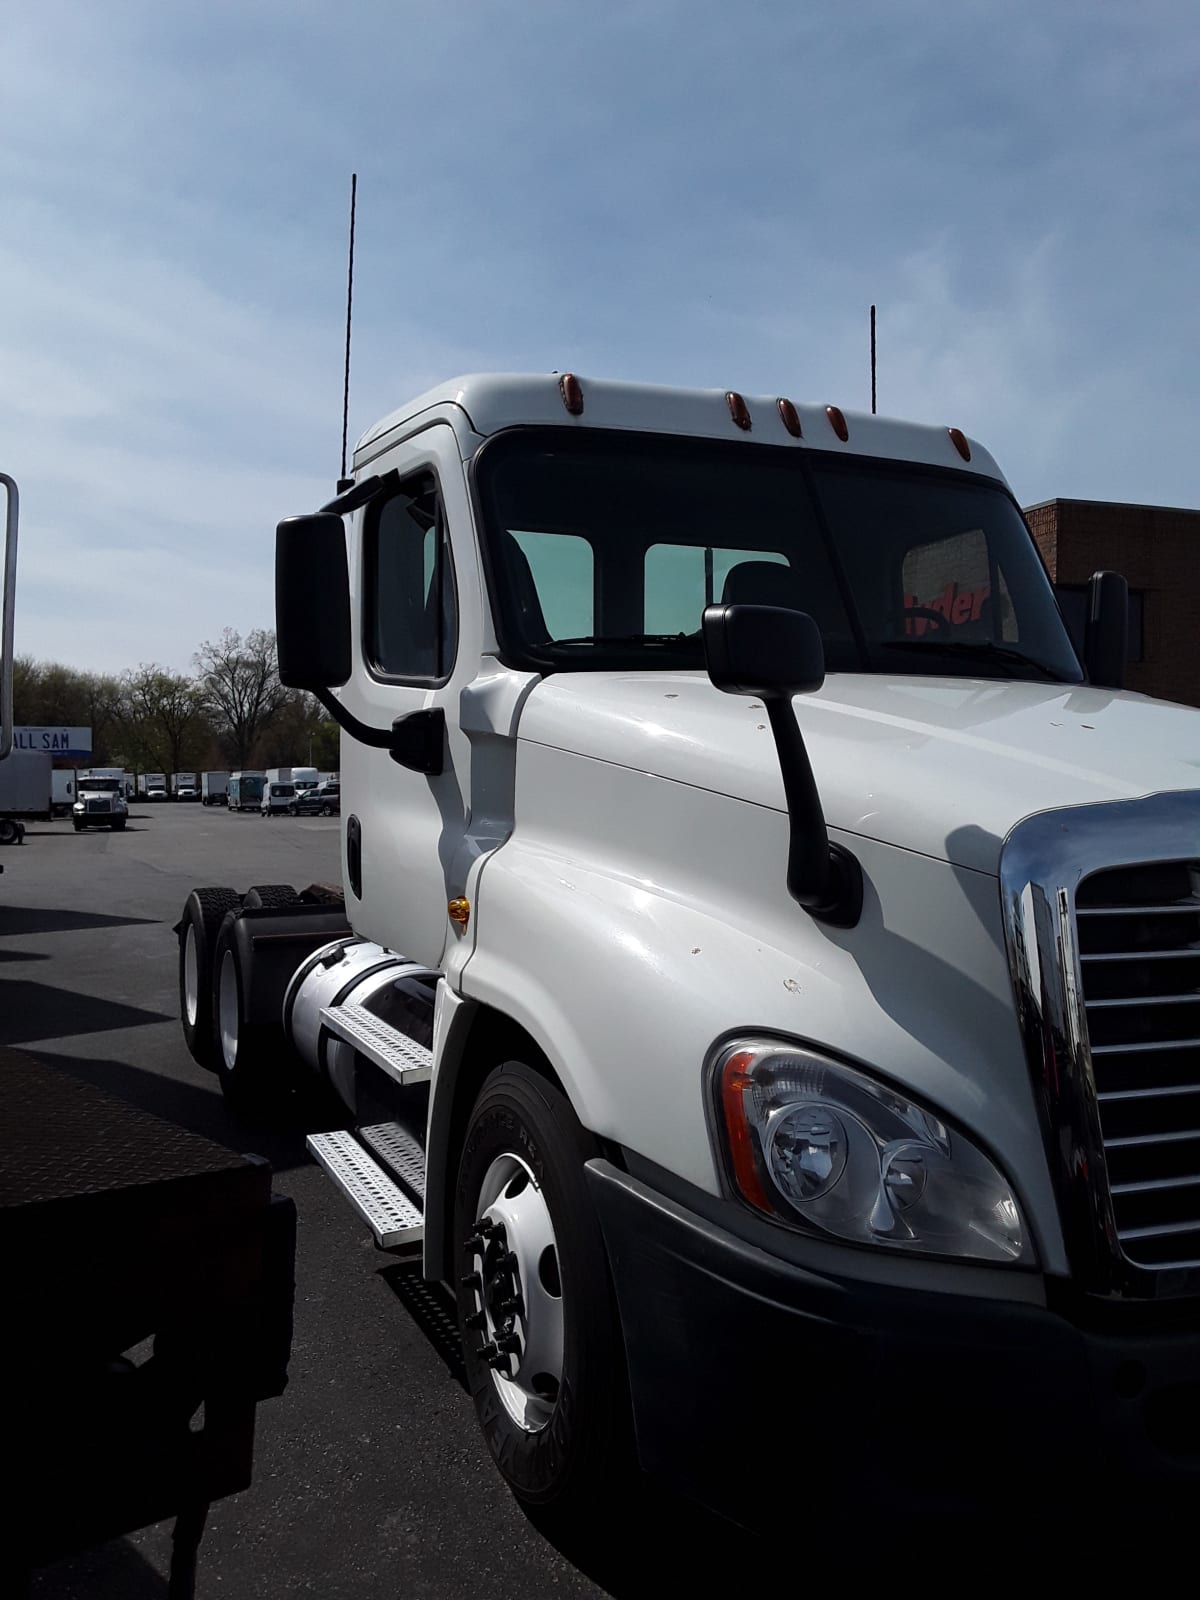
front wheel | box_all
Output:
[455,1063,633,1528]
[111,818,126,832]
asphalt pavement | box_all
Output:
[2,803,776,1599]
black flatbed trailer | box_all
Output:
[1,1048,295,1596]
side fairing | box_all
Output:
[462,740,1067,1274]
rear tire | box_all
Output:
[72,821,83,832]
[0,818,19,845]
[243,884,300,910]
[455,1062,634,1530]
[321,804,333,817]
[111,819,126,832]
[178,888,242,1068]
[212,919,292,1120]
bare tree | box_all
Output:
[194,628,289,768]
[114,666,209,776]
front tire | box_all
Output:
[455,1063,633,1528]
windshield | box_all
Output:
[84,778,123,793]
[476,431,1082,683]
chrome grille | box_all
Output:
[85,798,112,813]
[1076,859,1200,1270]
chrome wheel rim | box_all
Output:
[183,923,199,1027]
[463,1154,564,1433]
[218,949,239,1071]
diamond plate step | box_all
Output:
[320,1000,433,1085]
[359,1121,426,1204]
[306,1129,424,1248]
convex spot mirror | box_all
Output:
[702,602,825,699]
[276,513,351,689]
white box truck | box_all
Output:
[291,765,319,793]
[142,772,168,801]
[201,772,230,806]
[0,749,52,821]
[74,768,128,831]
[51,769,74,816]
[172,772,198,801]
[176,373,1200,1532]
[227,771,265,812]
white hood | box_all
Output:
[518,672,1200,874]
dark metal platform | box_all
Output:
[1,1047,295,1586]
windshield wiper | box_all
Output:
[549,634,698,648]
[883,638,1062,680]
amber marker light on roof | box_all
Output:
[726,391,752,431]
[948,427,971,462]
[825,405,849,442]
[559,373,584,415]
[777,398,803,438]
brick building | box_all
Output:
[1024,499,1200,708]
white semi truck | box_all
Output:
[74,767,128,831]
[177,374,1200,1531]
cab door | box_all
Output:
[340,423,479,969]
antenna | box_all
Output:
[338,173,358,491]
[870,304,877,415]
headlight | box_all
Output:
[713,1040,1033,1266]
[72,801,83,812]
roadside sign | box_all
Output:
[13,726,92,757]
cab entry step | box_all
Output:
[306,1129,424,1248]
[319,1001,433,1085]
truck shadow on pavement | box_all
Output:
[0,981,173,1047]
[0,904,160,936]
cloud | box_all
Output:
[1,0,1197,672]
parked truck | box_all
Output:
[73,767,128,831]
[0,749,52,831]
[202,771,230,806]
[1,471,295,1590]
[173,771,199,801]
[176,373,1200,1532]
[228,771,265,812]
[51,768,75,816]
[142,771,168,801]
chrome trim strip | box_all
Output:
[1000,790,1200,1300]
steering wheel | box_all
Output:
[888,605,948,636]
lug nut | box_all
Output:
[460,1271,481,1291]
[498,1296,523,1317]
[464,1310,486,1331]
[488,1353,511,1372]
[478,1340,498,1362]
[497,1333,521,1354]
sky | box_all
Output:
[2,0,1197,675]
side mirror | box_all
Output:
[275,514,351,689]
[703,600,825,697]
[1084,569,1128,690]
[0,473,19,763]
[702,603,861,928]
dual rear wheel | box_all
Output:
[178,884,300,1117]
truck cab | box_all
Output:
[74,770,128,831]
[181,374,1200,1532]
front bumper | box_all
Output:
[587,1160,1200,1527]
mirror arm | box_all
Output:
[765,696,863,928]
[0,473,18,763]
[312,689,445,776]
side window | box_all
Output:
[644,544,787,634]
[508,530,594,640]
[365,472,458,680]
